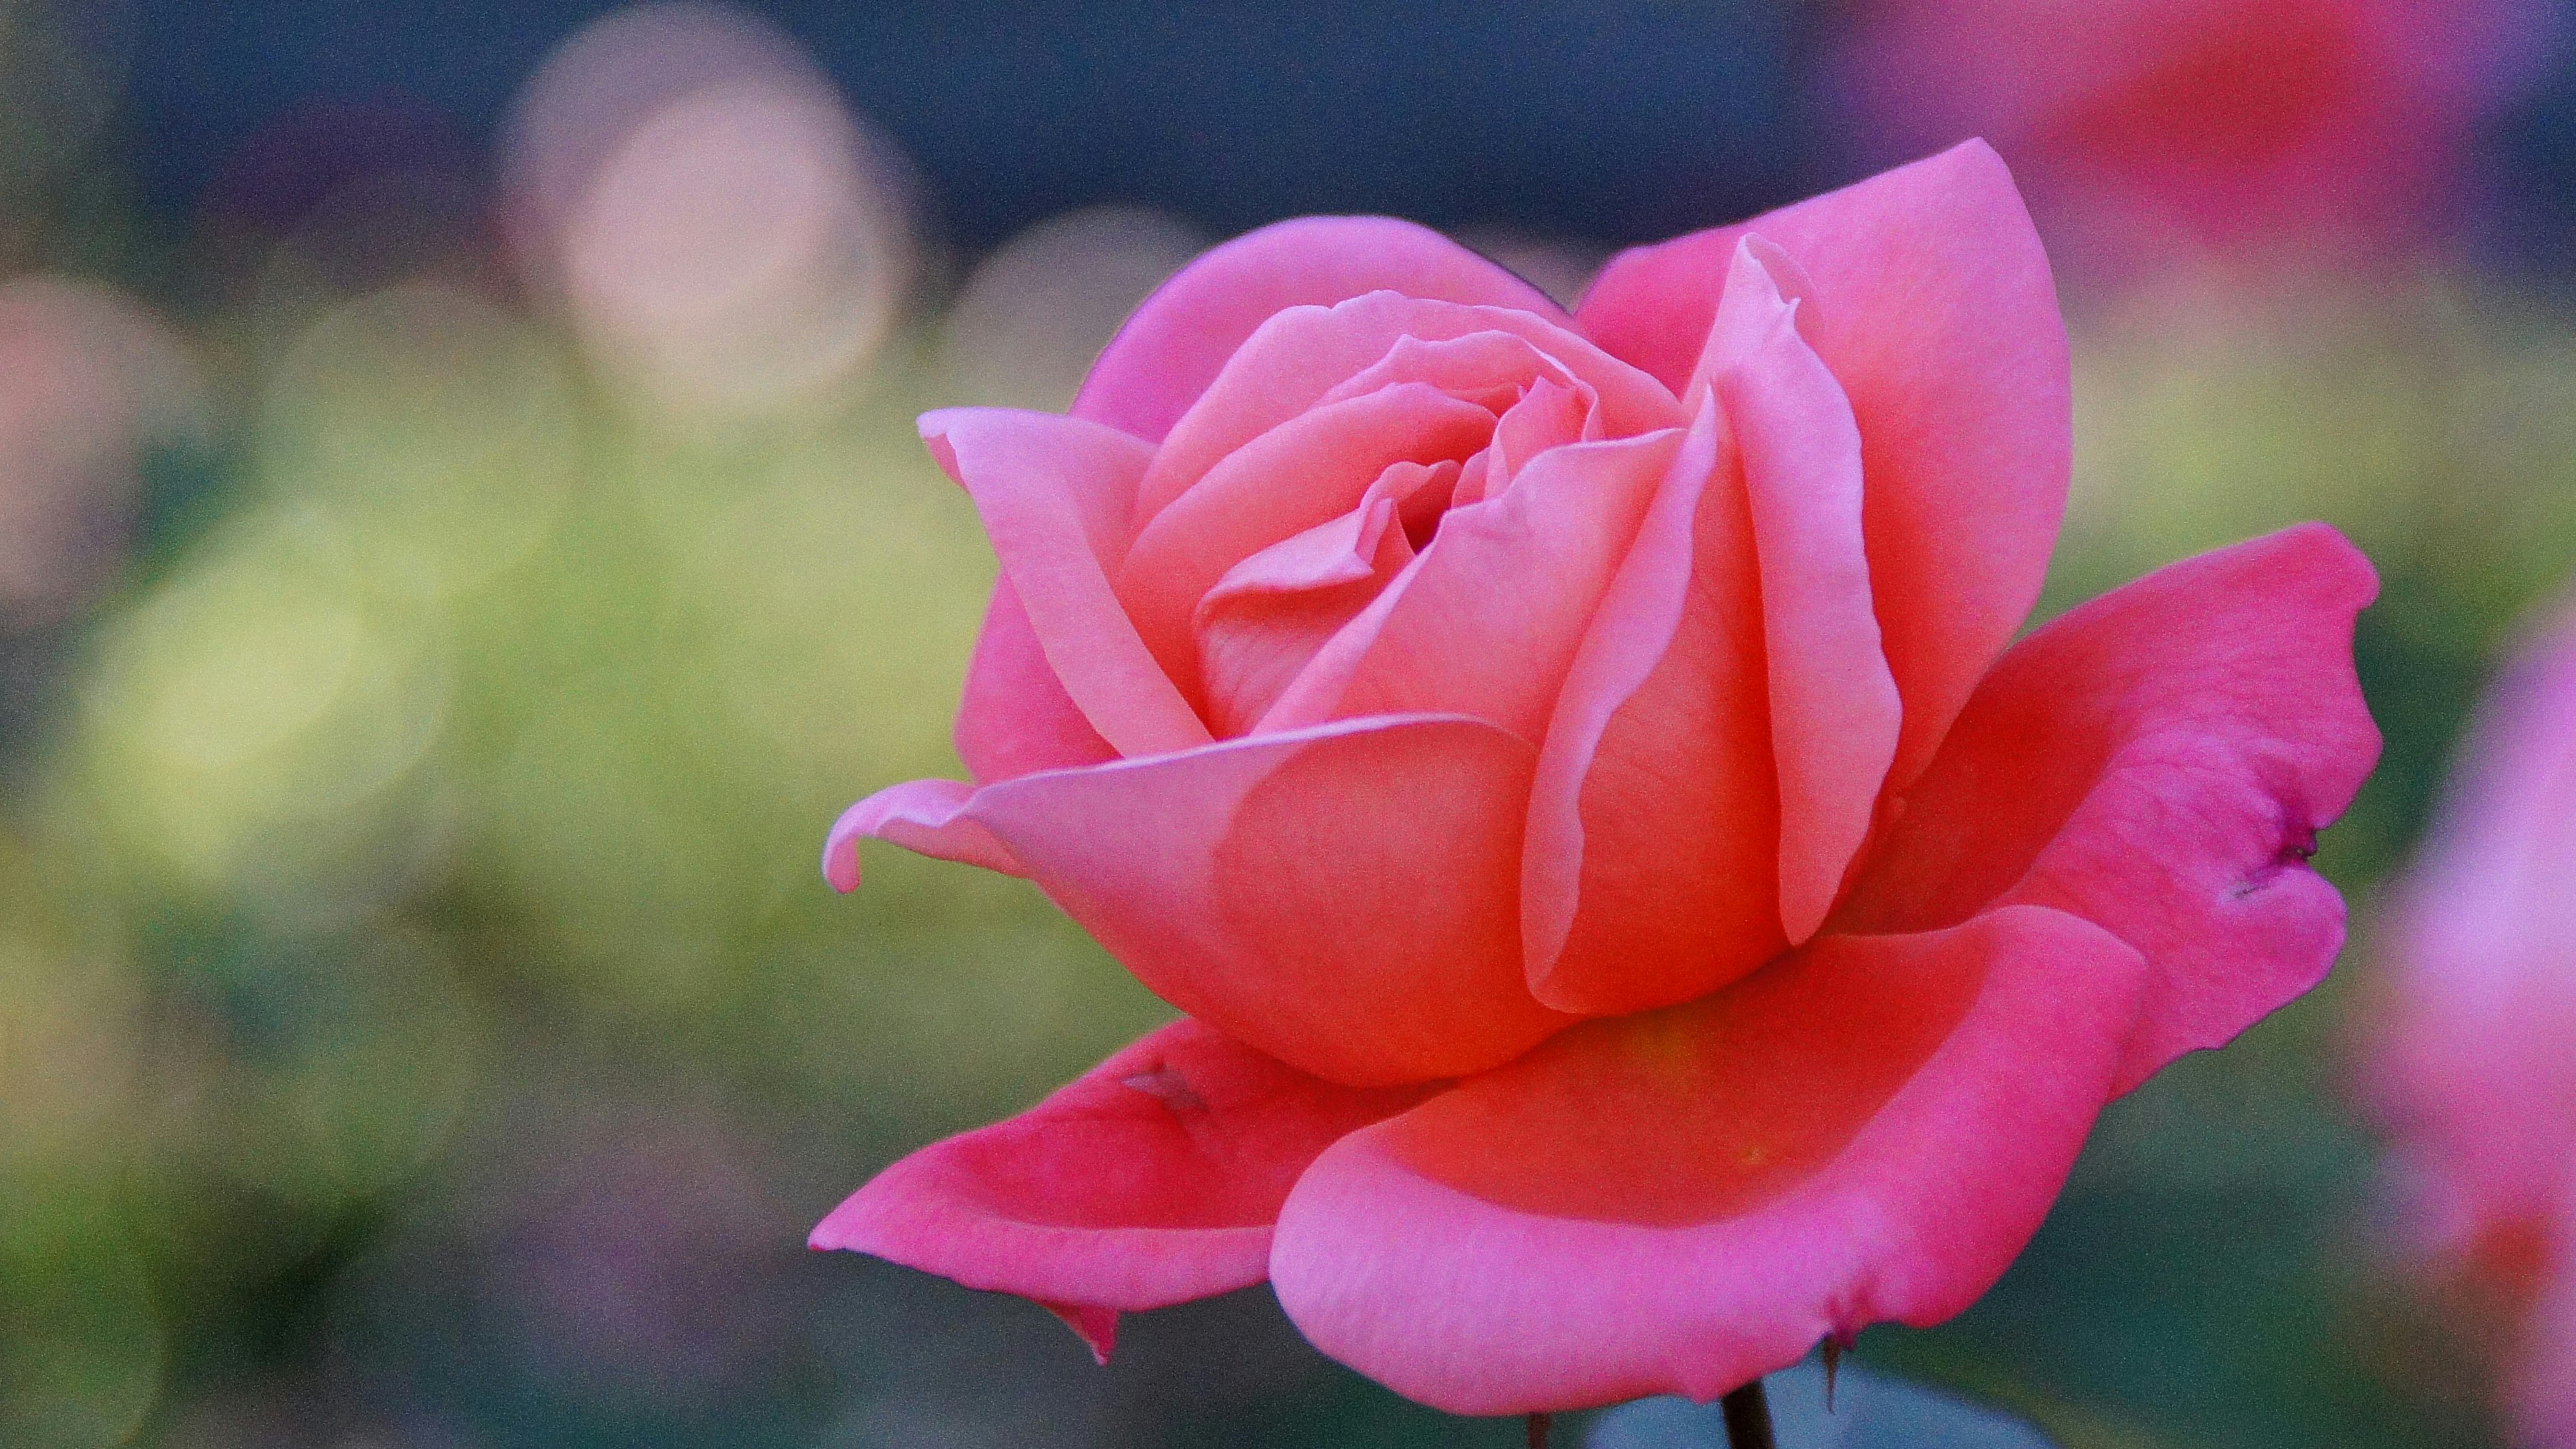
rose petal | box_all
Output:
[1269,904,2146,1414]
[1484,375,1597,492]
[1710,238,1902,945]
[823,778,1024,892]
[1199,466,1432,606]
[1319,330,1581,417]
[1836,523,2381,1093]
[1134,294,1680,529]
[1117,383,1497,700]
[1579,140,2070,797]
[1521,399,1784,1015]
[967,713,1575,1087]
[1041,1301,1120,1365]
[1075,219,1568,447]
[921,407,1210,757]
[1260,428,1683,742]
[955,575,1118,784]
[812,1016,1434,1359]
[1193,463,1444,737]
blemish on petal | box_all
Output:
[1121,1063,1209,1113]
[2231,821,2323,900]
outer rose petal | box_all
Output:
[921,408,1210,757]
[1074,217,1567,446]
[824,777,1024,892]
[1523,400,1782,1016]
[966,714,1576,1087]
[1579,140,2070,798]
[1707,239,1901,944]
[812,1017,1434,1360]
[1837,523,2381,1093]
[956,576,1116,785]
[1270,904,2146,1414]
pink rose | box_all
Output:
[2369,598,2576,1446]
[1835,0,2551,274]
[810,142,2381,1413]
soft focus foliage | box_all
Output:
[4,1,2576,1445]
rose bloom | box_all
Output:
[812,144,2380,1414]
[1834,0,2550,274]
[2369,598,2576,1446]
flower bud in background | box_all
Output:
[0,275,200,630]
[2369,594,2576,1446]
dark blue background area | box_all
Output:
[123,0,1812,248]
[2485,46,2576,274]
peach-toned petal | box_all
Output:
[965,714,1574,1087]
[1269,905,2145,1414]
[1192,463,1443,737]
[1075,218,1566,446]
[1709,238,1902,944]
[1522,400,1784,1015]
[1116,382,1495,702]
[813,1017,1433,1359]
[1320,331,1580,418]
[1579,140,2069,798]
[1259,429,1682,742]
[1483,376,1597,491]
[955,576,1117,784]
[1448,446,1497,509]
[1837,524,2381,1093]
[921,407,1210,757]
[1134,294,1679,527]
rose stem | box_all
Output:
[1720,1379,1778,1449]
[1525,1411,1550,1448]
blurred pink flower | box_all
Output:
[0,276,199,628]
[2371,598,2576,1445]
[500,3,917,422]
[1836,0,2553,276]
[809,144,2380,1414]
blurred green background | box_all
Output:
[6,1,2576,1445]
